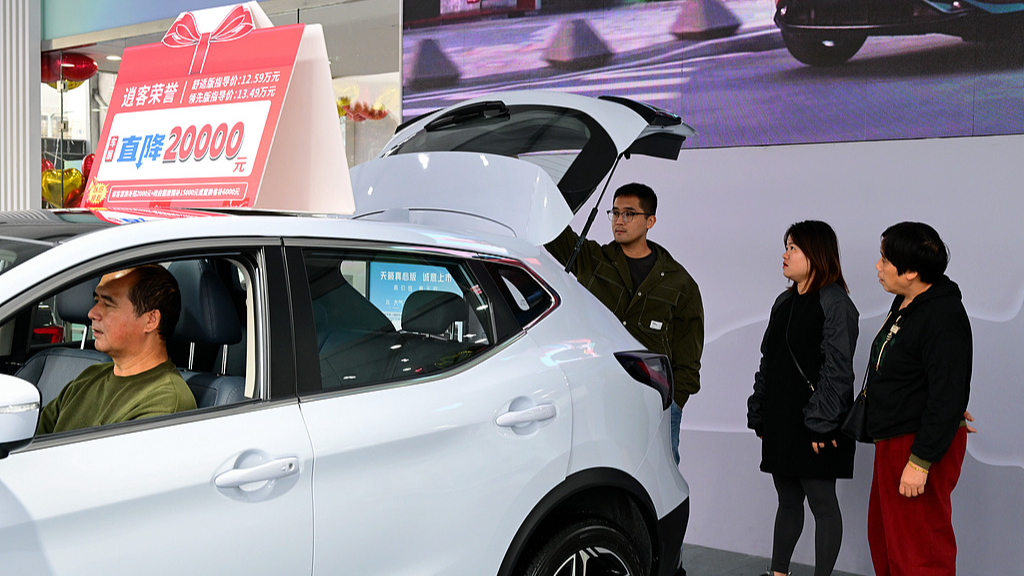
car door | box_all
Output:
[286,243,572,576]
[0,244,314,576]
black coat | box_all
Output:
[747,284,859,479]
[865,276,971,464]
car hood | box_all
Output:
[350,90,694,245]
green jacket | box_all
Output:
[37,359,196,435]
[546,227,704,406]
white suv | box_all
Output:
[0,91,692,576]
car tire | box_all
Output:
[781,31,866,66]
[518,518,646,576]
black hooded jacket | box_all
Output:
[866,276,972,464]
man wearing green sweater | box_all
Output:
[37,265,196,435]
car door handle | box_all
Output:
[215,457,299,488]
[496,403,557,427]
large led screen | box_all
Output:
[401,0,1024,148]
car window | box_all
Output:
[1,252,264,438]
[481,260,554,329]
[387,104,616,211]
[0,239,54,276]
[301,248,495,393]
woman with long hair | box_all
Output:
[747,220,859,576]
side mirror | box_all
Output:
[0,374,41,459]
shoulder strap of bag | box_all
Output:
[785,297,815,392]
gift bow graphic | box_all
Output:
[162,5,255,75]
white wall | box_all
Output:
[575,133,1024,575]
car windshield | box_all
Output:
[0,237,53,275]
[0,210,113,276]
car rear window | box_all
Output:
[385,104,616,211]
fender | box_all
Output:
[497,467,658,576]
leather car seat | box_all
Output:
[168,260,245,408]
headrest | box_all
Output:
[55,277,100,325]
[168,260,242,345]
[402,291,467,335]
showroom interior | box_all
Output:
[1,0,1023,574]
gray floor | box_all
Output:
[680,545,866,576]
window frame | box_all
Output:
[473,257,559,333]
[1,238,295,450]
[284,239,541,399]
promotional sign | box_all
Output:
[84,3,353,212]
[368,262,462,328]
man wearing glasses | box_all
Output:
[546,182,704,465]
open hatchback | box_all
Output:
[349,90,696,245]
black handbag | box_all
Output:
[841,385,870,443]
[843,312,902,443]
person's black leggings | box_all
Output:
[769,474,843,576]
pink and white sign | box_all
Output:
[85,4,304,209]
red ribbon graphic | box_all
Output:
[162,5,255,75]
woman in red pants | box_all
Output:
[866,222,972,576]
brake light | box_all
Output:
[614,351,673,410]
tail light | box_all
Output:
[614,351,673,410]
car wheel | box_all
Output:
[518,519,646,576]
[781,31,866,66]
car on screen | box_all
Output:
[775,0,1024,66]
[0,91,694,576]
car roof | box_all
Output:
[0,210,529,300]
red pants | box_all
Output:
[868,427,967,576]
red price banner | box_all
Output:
[84,5,303,209]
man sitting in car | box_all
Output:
[37,265,196,434]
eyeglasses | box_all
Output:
[606,210,652,223]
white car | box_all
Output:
[0,91,693,576]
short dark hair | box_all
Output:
[880,222,949,284]
[613,183,657,215]
[125,265,181,341]
[785,220,848,294]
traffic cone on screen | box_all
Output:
[407,38,461,89]
[543,19,614,70]
[670,0,742,40]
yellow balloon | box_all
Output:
[41,168,85,207]
[47,80,85,91]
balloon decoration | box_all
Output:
[41,168,85,208]
[81,153,96,182]
[337,97,389,122]
[41,52,98,91]
[42,157,54,172]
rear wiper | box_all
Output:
[425,100,510,131]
